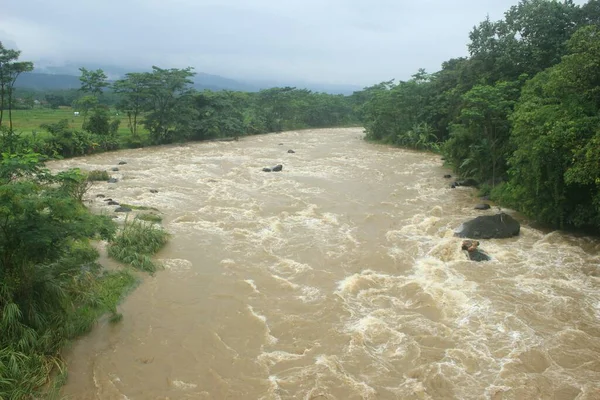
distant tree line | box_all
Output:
[2,61,359,159]
[356,0,600,231]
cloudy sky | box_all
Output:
[0,0,588,86]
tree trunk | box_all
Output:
[7,88,13,131]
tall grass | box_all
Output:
[0,269,137,399]
[136,213,163,223]
[86,169,110,181]
[107,219,169,273]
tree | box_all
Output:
[45,93,65,109]
[0,153,118,398]
[501,25,600,229]
[113,72,149,138]
[73,95,99,126]
[446,82,518,185]
[83,106,120,137]
[0,42,33,130]
[78,67,109,96]
[142,66,197,144]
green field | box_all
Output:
[10,107,147,138]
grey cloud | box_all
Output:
[1,0,589,86]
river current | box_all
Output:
[54,128,600,399]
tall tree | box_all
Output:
[142,66,197,143]
[113,73,149,138]
[78,67,109,96]
[0,42,33,130]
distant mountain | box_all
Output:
[17,73,81,90]
[248,79,362,95]
[16,62,361,95]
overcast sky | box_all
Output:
[0,0,589,86]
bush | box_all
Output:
[87,170,109,181]
[107,219,169,273]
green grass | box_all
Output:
[136,213,163,223]
[0,269,137,400]
[120,203,160,212]
[11,107,150,146]
[107,219,169,273]
[86,170,110,181]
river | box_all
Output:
[53,128,600,399]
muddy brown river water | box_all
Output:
[53,128,600,399]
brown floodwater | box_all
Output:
[53,128,600,399]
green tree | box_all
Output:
[78,67,109,96]
[0,153,116,398]
[113,72,149,138]
[445,81,518,184]
[142,66,197,144]
[73,95,99,126]
[0,42,33,130]
[501,25,600,229]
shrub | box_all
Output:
[107,219,169,273]
[87,170,109,181]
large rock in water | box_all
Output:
[455,213,520,239]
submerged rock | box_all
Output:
[288,149,296,154]
[107,200,120,205]
[475,203,491,210]
[262,167,272,172]
[96,194,106,198]
[455,213,520,239]
[461,240,491,262]
[115,206,132,213]
[108,178,118,183]
[112,167,119,172]
[150,189,159,193]
[444,174,452,179]
[118,161,127,165]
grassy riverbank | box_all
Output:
[0,158,169,398]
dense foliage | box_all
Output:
[0,152,133,398]
[358,0,600,231]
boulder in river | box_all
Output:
[271,164,283,172]
[108,178,118,183]
[112,167,119,172]
[96,194,106,198]
[474,203,491,210]
[150,189,159,193]
[444,174,452,179]
[118,161,127,165]
[461,240,491,262]
[450,183,456,189]
[455,213,520,239]
[288,149,296,154]
[115,206,132,213]
[107,200,120,205]
[262,167,272,172]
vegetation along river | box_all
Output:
[53,128,600,399]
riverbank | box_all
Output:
[0,158,170,398]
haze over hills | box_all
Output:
[18,62,363,95]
